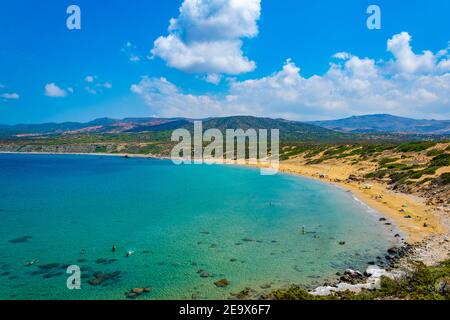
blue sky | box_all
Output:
[0,0,449,124]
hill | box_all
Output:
[0,116,354,142]
[309,114,450,134]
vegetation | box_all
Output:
[272,260,450,300]
[396,141,437,153]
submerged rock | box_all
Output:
[214,279,230,287]
[236,288,251,299]
[38,263,60,270]
[88,271,121,286]
[9,236,32,244]
[125,287,151,299]
[95,258,117,265]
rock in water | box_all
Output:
[9,236,32,244]
[125,287,151,299]
[214,279,230,287]
[340,269,365,284]
[132,288,144,294]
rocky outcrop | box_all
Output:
[310,265,406,296]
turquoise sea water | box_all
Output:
[0,154,397,300]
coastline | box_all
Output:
[273,161,450,268]
[277,162,444,243]
[1,150,448,266]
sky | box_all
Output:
[0,0,449,124]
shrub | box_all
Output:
[427,149,444,157]
[397,142,437,153]
[430,153,450,167]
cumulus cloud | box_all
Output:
[151,0,261,82]
[1,92,20,100]
[45,83,69,98]
[133,32,450,120]
[85,75,94,83]
[387,32,450,75]
[131,76,226,118]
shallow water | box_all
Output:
[0,154,397,299]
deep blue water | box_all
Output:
[0,154,397,299]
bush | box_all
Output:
[397,142,437,153]
[430,153,450,167]
[427,149,444,157]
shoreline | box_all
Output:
[276,162,447,244]
[1,150,448,264]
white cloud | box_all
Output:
[122,42,141,62]
[133,32,450,120]
[99,82,112,89]
[387,32,450,75]
[204,73,222,85]
[1,93,20,100]
[333,52,352,60]
[130,76,227,118]
[85,87,97,95]
[45,83,68,98]
[151,0,261,78]
[84,77,112,94]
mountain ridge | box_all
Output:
[1,114,450,139]
[308,114,450,134]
